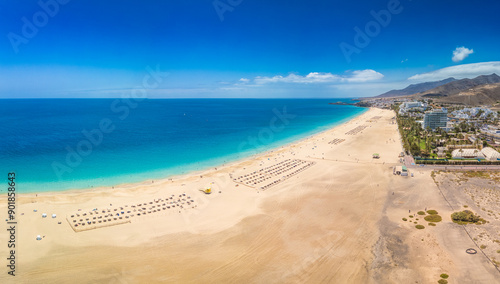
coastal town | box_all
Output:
[362,97,500,165]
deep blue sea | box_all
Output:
[0,99,366,193]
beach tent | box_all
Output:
[52,214,57,218]
[42,213,47,218]
[36,235,42,241]
[481,147,500,161]
[451,148,485,159]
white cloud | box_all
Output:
[452,46,474,62]
[331,82,408,97]
[239,78,250,83]
[255,72,339,84]
[254,70,383,84]
[408,61,500,82]
[343,69,384,83]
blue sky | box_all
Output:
[1,0,499,98]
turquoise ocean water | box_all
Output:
[0,99,367,193]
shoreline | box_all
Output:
[1,107,418,283]
[12,106,368,197]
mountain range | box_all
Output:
[376,77,457,98]
[375,74,500,106]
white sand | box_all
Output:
[1,108,497,283]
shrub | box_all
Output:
[429,223,436,226]
[425,215,442,222]
[480,245,487,249]
[427,210,439,215]
[438,279,448,284]
[409,215,414,218]
[440,274,449,279]
[418,211,426,215]
[402,218,407,221]
[451,210,486,224]
[415,225,425,229]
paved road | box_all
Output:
[403,154,414,168]
[429,165,500,171]
[403,155,500,171]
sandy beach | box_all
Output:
[1,107,499,283]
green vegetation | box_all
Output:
[417,211,426,215]
[396,114,426,156]
[427,210,439,215]
[440,274,449,279]
[419,140,427,151]
[451,210,486,225]
[438,279,448,284]
[409,215,414,218]
[424,215,442,222]
[415,225,425,229]
[463,205,468,208]
[429,223,436,226]
[480,245,487,249]
[402,218,407,221]
[396,109,477,158]
[396,109,500,164]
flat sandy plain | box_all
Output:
[1,108,499,283]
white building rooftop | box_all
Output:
[481,147,500,161]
